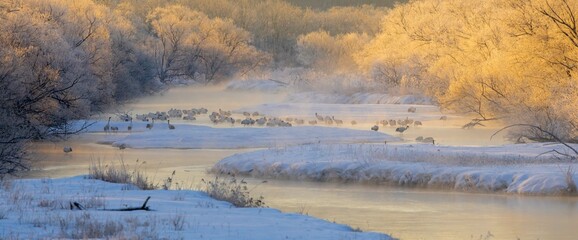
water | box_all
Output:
[26,85,578,240]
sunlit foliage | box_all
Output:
[358,0,578,141]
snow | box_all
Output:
[81,121,400,149]
[212,143,578,195]
[0,176,392,239]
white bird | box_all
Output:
[396,125,410,133]
[371,125,379,131]
[63,146,72,153]
[168,120,175,130]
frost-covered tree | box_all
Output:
[0,1,98,174]
[297,31,370,73]
[357,0,578,141]
[147,4,268,84]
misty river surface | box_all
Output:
[27,86,578,240]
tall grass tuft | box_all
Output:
[201,176,266,208]
[564,166,577,194]
[88,158,156,190]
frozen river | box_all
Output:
[27,85,578,239]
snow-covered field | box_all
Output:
[0,176,391,239]
[212,143,578,195]
[86,122,400,149]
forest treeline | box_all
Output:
[0,0,389,174]
[0,0,577,174]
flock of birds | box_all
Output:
[64,106,444,153]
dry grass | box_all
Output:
[88,158,156,190]
[201,176,266,208]
[564,166,577,194]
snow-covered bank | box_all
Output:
[212,143,578,195]
[82,122,400,149]
[0,176,392,239]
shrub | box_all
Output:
[88,158,156,190]
[201,176,266,208]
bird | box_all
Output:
[351,120,357,125]
[128,118,133,131]
[332,116,343,125]
[408,107,417,113]
[423,137,435,144]
[63,146,72,153]
[380,120,388,127]
[414,121,422,126]
[118,143,127,150]
[146,119,154,130]
[241,118,251,126]
[110,126,118,132]
[104,117,111,132]
[168,120,175,130]
[440,116,448,120]
[371,125,379,131]
[315,113,324,121]
[396,125,410,133]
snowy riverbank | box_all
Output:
[212,143,578,195]
[0,176,392,239]
[79,119,578,195]
[91,123,400,149]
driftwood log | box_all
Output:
[70,196,151,211]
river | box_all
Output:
[26,85,578,240]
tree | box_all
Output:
[357,0,578,141]
[147,4,268,84]
[0,2,98,175]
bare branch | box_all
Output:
[492,124,578,158]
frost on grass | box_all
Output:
[212,143,578,195]
[0,177,392,240]
[201,176,266,208]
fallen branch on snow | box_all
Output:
[70,196,152,211]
